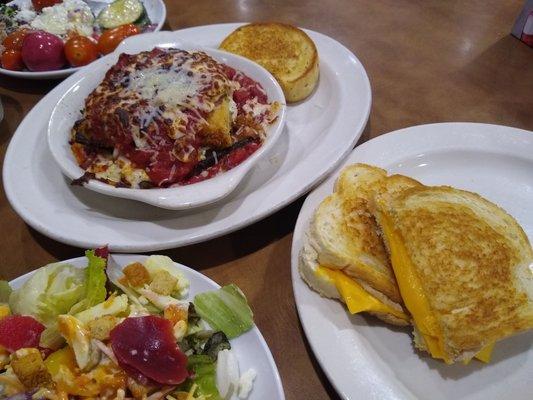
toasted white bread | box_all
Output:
[299,230,409,326]
[300,163,411,326]
[220,22,319,102]
[312,165,408,304]
[375,183,533,363]
[299,233,343,301]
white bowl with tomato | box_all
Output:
[47,32,287,210]
[0,0,166,79]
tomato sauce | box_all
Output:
[71,49,277,189]
[184,141,261,185]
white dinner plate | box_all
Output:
[47,32,286,209]
[3,23,371,251]
[10,253,285,400]
[0,0,166,80]
[291,123,533,400]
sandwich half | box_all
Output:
[299,164,413,325]
[374,182,533,363]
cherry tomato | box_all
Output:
[2,29,28,51]
[1,50,24,71]
[31,0,62,12]
[97,24,140,55]
[65,36,98,66]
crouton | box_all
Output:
[0,304,10,319]
[199,97,233,148]
[122,262,151,287]
[149,270,178,296]
[0,348,9,369]
[87,316,118,341]
[163,303,188,325]
[10,348,54,389]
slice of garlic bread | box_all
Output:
[220,22,319,102]
[376,184,533,363]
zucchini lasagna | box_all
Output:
[70,48,280,188]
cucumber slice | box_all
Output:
[97,0,145,29]
[134,8,152,27]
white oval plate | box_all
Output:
[47,32,286,209]
[0,0,166,80]
[3,23,371,251]
[291,122,533,400]
[10,253,285,400]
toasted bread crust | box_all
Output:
[379,184,533,361]
[299,227,409,326]
[220,22,319,102]
[311,164,403,304]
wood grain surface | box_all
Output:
[1,1,532,399]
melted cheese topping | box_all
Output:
[126,66,205,109]
[317,266,409,321]
[379,212,495,363]
[379,211,448,361]
[72,49,279,188]
[474,342,494,363]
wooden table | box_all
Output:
[1,1,532,399]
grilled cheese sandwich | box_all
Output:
[374,182,533,363]
[300,163,533,364]
[299,164,410,325]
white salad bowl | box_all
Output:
[47,31,287,210]
[0,0,166,80]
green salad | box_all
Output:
[0,249,256,400]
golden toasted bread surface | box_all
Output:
[220,22,319,102]
[382,185,533,360]
[312,164,403,303]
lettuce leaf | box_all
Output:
[70,250,107,314]
[193,284,254,339]
[8,250,108,349]
[84,250,107,306]
[186,355,222,400]
[9,263,86,326]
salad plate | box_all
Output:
[47,32,286,209]
[4,252,285,399]
[0,0,166,79]
[291,123,533,400]
[3,22,371,251]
